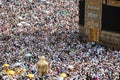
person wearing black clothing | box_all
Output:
[86,72,93,80]
[114,72,120,80]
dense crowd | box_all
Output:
[0,0,120,80]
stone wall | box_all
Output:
[79,27,120,49]
[100,31,120,49]
[79,27,88,41]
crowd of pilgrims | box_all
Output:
[0,0,120,80]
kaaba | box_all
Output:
[79,0,120,49]
[102,4,120,34]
